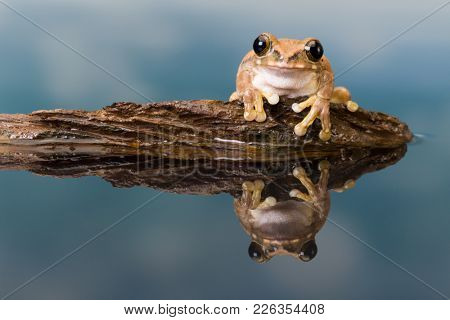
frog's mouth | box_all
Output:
[264,65,316,71]
[256,65,317,78]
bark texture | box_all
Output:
[0,144,406,197]
[0,99,412,161]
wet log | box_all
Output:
[0,144,406,196]
[0,99,412,161]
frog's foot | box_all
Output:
[331,86,359,112]
[242,179,267,209]
[289,166,318,202]
[293,96,331,141]
[333,179,356,193]
[229,91,240,102]
[290,162,331,202]
[243,89,266,122]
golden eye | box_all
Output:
[253,34,271,57]
[305,39,324,62]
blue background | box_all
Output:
[0,0,449,299]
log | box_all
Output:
[0,98,412,161]
[0,144,406,196]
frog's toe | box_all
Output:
[244,109,257,121]
[229,91,240,102]
[293,166,306,178]
[333,179,356,193]
[319,130,331,141]
[267,93,279,105]
[293,99,321,137]
[242,181,255,191]
[344,179,356,189]
[292,95,317,113]
[318,160,330,171]
[346,100,359,112]
[294,123,308,136]
[257,196,277,209]
[255,110,267,122]
[261,92,279,105]
[254,179,265,190]
[291,103,304,113]
[289,189,301,198]
[289,189,312,202]
[265,196,277,206]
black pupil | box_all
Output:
[248,242,263,260]
[253,36,268,55]
[299,240,318,261]
[306,41,323,61]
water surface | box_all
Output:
[0,0,449,299]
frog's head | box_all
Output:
[251,32,326,70]
[235,199,327,263]
[248,238,318,263]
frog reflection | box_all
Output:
[234,160,353,263]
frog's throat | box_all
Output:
[252,66,320,96]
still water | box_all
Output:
[0,0,449,299]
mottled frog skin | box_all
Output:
[230,33,359,141]
[233,162,330,262]
[234,161,355,263]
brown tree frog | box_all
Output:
[230,33,359,141]
[234,162,330,262]
[234,161,355,262]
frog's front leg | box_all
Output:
[289,160,330,202]
[292,73,361,141]
[292,87,359,140]
[292,71,334,141]
[293,96,331,141]
[233,67,281,122]
[242,89,281,122]
[242,89,266,122]
[289,166,317,202]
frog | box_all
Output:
[229,32,359,141]
[234,161,332,262]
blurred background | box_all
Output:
[0,0,449,299]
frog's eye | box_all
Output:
[253,34,271,57]
[298,240,318,262]
[248,241,269,263]
[304,40,323,62]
